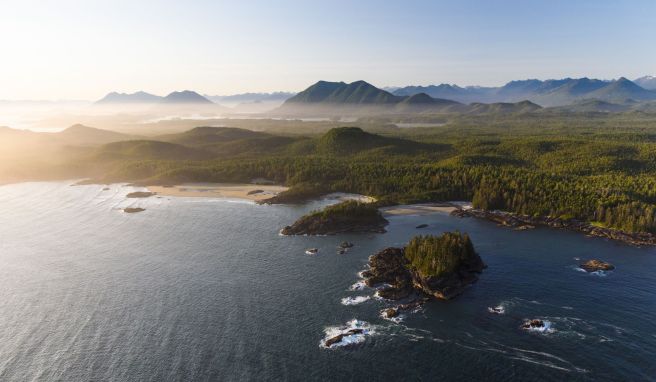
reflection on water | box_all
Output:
[0,181,654,381]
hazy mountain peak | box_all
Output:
[635,75,656,90]
[161,90,213,104]
[95,91,162,104]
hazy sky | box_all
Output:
[1,0,654,100]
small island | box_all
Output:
[579,259,615,272]
[281,201,388,235]
[363,232,485,301]
[123,207,145,213]
[126,191,156,198]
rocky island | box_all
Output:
[579,259,615,272]
[362,232,485,301]
[281,201,388,235]
[123,207,145,213]
[126,191,156,198]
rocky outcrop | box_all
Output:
[339,241,354,248]
[123,207,145,213]
[361,247,414,300]
[521,319,546,330]
[579,259,615,272]
[324,329,364,347]
[452,208,656,246]
[126,191,155,198]
[362,236,485,301]
[409,254,485,300]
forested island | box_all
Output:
[281,201,388,235]
[362,232,485,301]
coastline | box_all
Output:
[148,183,289,202]
[452,208,656,247]
[381,203,460,216]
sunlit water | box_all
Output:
[0,182,654,381]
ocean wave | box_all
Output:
[341,296,371,305]
[521,319,554,334]
[349,281,366,291]
[320,319,374,349]
[487,305,505,314]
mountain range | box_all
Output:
[392,77,656,106]
[276,80,539,115]
[96,90,213,105]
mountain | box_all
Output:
[635,76,656,90]
[285,80,401,104]
[585,77,656,102]
[276,80,466,115]
[393,77,656,107]
[95,91,162,104]
[314,127,440,155]
[395,93,464,112]
[94,140,211,161]
[394,84,496,104]
[0,124,136,147]
[466,101,542,115]
[155,126,299,157]
[56,124,138,146]
[160,90,213,104]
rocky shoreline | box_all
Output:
[362,240,486,302]
[451,208,656,246]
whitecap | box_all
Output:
[320,319,374,349]
[349,281,366,291]
[341,296,370,305]
[488,305,505,314]
[522,320,555,334]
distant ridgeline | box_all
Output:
[273,78,656,115]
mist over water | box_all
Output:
[0,182,654,381]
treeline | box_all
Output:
[101,156,656,233]
[405,232,477,278]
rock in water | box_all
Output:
[281,201,388,235]
[339,241,354,248]
[362,247,414,300]
[416,224,428,229]
[579,259,615,272]
[363,232,485,301]
[123,207,145,213]
[521,319,545,330]
[126,191,155,198]
[324,329,364,347]
[382,308,398,318]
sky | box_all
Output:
[0,0,654,100]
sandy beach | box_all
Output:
[148,183,288,202]
[381,203,460,216]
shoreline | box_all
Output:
[380,202,463,216]
[147,183,289,202]
[452,208,656,247]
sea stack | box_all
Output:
[363,232,485,300]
